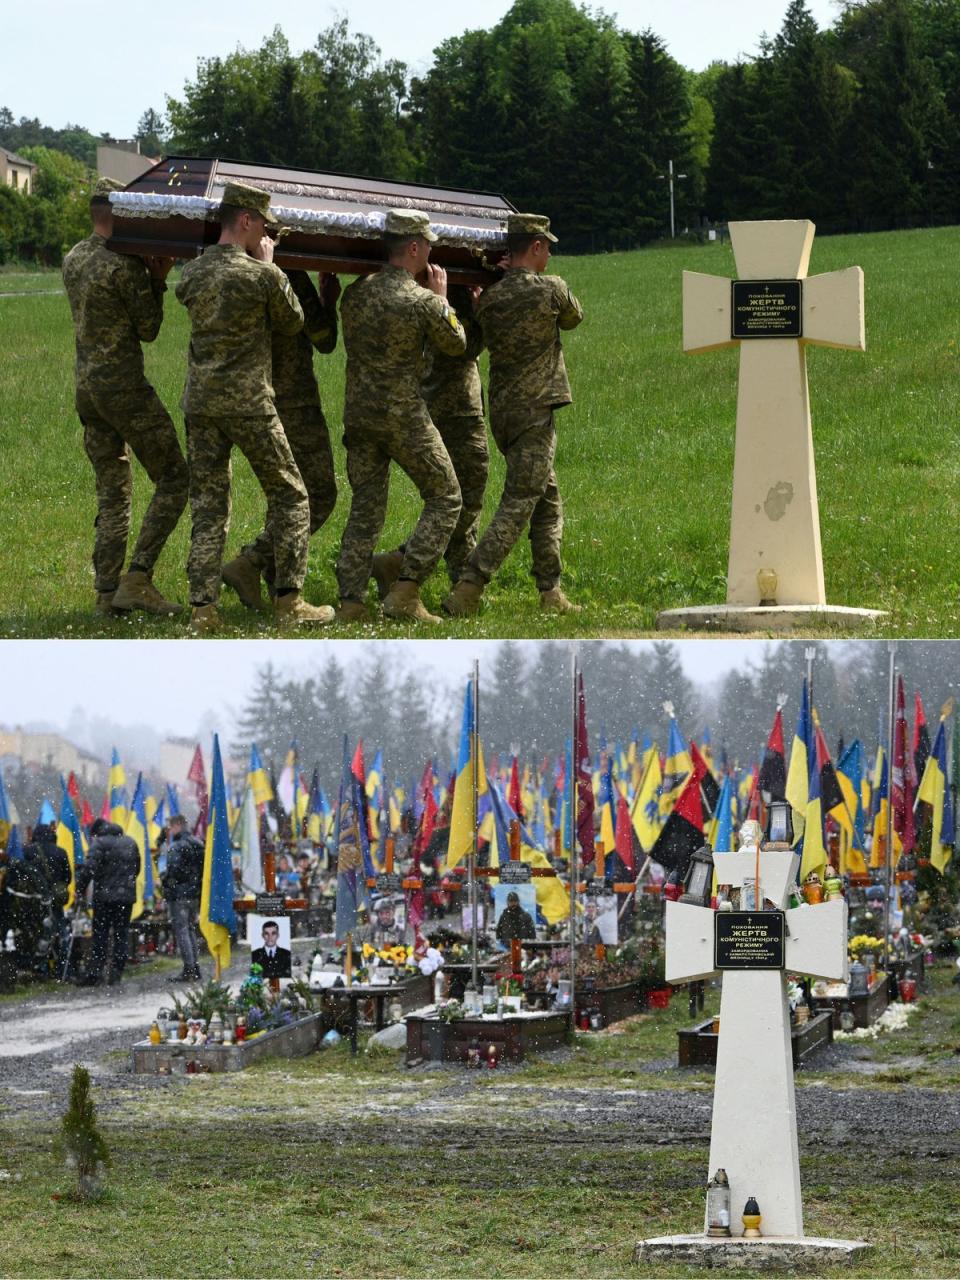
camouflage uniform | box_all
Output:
[459,267,583,592]
[335,264,466,602]
[420,284,489,581]
[240,269,339,581]
[62,233,187,593]
[175,244,309,604]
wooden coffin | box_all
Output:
[107,155,514,284]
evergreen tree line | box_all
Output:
[5,0,960,262]
[6,640,960,827]
[229,640,960,807]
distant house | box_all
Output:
[0,146,37,194]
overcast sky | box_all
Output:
[8,0,841,139]
[4,638,800,742]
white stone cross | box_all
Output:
[682,221,864,607]
[665,844,848,1238]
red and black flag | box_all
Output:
[913,693,931,794]
[758,706,787,803]
[651,748,710,876]
[575,671,595,861]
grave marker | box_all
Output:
[657,220,885,633]
[635,831,870,1265]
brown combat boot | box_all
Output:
[222,553,264,610]
[336,600,374,624]
[190,604,221,633]
[382,579,441,625]
[371,550,405,600]
[95,591,119,616]
[274,592,336,627]
[112,570,184,616]
[442,580,483,618]
[540,587,581,614]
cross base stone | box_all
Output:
[655,603,886,634]
[633,1235,871,1270]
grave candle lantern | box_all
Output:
[706,1169,731,1238]
[765,800,793,847]
[679,845,715,907]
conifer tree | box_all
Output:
[60,1064,110,1199]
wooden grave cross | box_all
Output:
[665,841,848,1238]
[682,221,864,608]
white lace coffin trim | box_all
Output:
[109,192,507,247]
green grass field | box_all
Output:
[4,967,960,1277]
[3,226,959,638]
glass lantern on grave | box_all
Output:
[706,1168,731,1237]
[764,799,794,847]
[678,845,715,907]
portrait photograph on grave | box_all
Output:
[246,914,292,980]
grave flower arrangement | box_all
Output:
[847,934,885,959]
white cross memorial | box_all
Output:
[656,219,885,633]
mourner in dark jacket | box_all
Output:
[31,822,73,953]
[161,814,204,981]
[75,818,139,985]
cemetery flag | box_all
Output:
[199,734,237,974]
[659,716,691,818]
[188,744,209,840]
[917,720,955,874]
[56,783,86,911]
[758,707,787,802]
[108,748,128,826]
[892,675,915,856]
[247,745,273,807]
[575,672,594,857]
[0,765,19,850]
[128,774,153,921]
[630,744,663,852]
[238,784,264,894]
[786,679,813,838]
[650,747,710,876]
[446,681,489,871]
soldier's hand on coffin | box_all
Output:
[469,285,482,308]
[251,234,275,263]
[319,272,341,304]
[145,255,175,281]
[424,262,448,298]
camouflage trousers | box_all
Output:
[459,407,562,592]
[184,413,309,604]
[418,413,489,582]
[241,402,337,581]
[77,386,187,593]
[335,416,461,602]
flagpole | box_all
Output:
[569,650,578,1035]
[470,660,480,992]
[885,644,896,976]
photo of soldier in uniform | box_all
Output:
[247,915,292,978]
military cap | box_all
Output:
[90,176,125,202]
[220,181,279,226]
[507,212,558,242]
[384,208,437,242]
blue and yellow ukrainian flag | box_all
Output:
[785,679,813,840]
[834,740,867,876]
[799,737,827,883]
[248,744,273,807]
[659,718,691,818]
[488,783,568,924]
[109,748,129,826]
[56,782,87,911]
[917,719,955,874]
[199,734,237,975]
[0,765,20,850]
[445,681,488,871]
[128,774,153,921]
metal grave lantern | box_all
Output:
[679,845,715,907]
[765,799,794,847]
